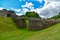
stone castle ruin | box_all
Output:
[0,9,8,17]
[0,9,60,30]
[0,9,16,17]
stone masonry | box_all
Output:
[28,19,60,30]
[0,9,8,17]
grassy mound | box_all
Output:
[0,16,18,32]
[0,16,60,40]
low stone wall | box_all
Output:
[28,19,43,30]
[13,17,27,28]
[28,19,60,30]
[11,16,60,30]
[7,10,27,28]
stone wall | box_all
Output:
[12,17,26,28]
[29,19,43,30]
[7,10,16,17]
[0,9,8,17]
[7,10,27,28]
[0,9,16,18]
[28,19,60,30]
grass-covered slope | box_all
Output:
[0,16,60,40]
[0,16,18,32]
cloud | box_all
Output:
[11,8,21,12]
[15,9,21,12]
[21,2,34,9]
[19,0,25,1]
[30,0,60,18]
[29,0,60,18]
[38,0,60,18]
[45,0,60,2]
[10,2,33,16]
[19,0,22,1]
[16,8,29,16]
[22,8,29,12]
[37,0,43,3]
[16,13,23,16]
[0,7,4,10]
[44,0,60,5]
[17,0,60,18]
[20,2,42,15]
[17,2,33,16]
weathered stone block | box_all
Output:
[28,19,60,30]
[28,19,44,30]
[13,17,26,28]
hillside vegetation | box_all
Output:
[50,13,60,19]
[0,16,18,32]
[0,16,60,40]
[20,11,41,18]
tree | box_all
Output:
[25,11,41,18]
[19,15,26,17]
[3,9,7,11]
[50,12,60,19]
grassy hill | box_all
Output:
[0,16,18,32]
[0,16,60,40]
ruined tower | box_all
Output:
[0,9,8,17]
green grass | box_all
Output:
[0,16,60,40]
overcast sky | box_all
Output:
[0,0,60,18]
